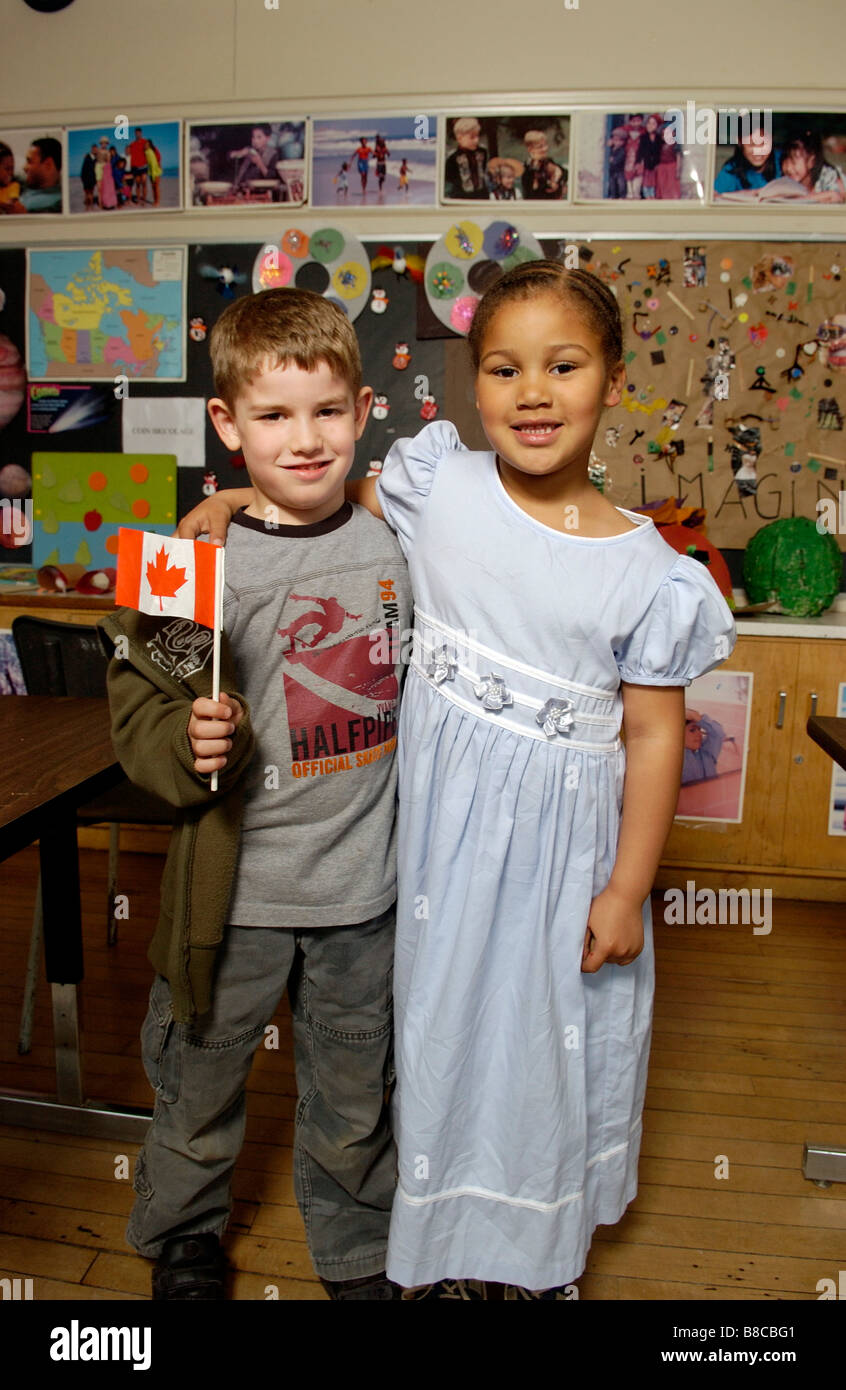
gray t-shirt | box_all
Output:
[223,502,412,927]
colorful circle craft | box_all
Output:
[424,219,543,335]
[252,226,371,320]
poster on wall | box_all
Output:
[675,670,753,823]
[574,110,708,203]
[548,239,844,553]
[31,450,176,570]
[0,126,64,215]
[713,112,846,204]
[187,119,307,207]
[827,681,846,836]
[65,121,182,214]
[26,246,187,383]
[441,113,570,203]
[311,116,437,207]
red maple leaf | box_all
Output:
[146,546,187,610]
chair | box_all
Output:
[11,615,173,1051]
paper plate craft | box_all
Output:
[252,226,371,320]
[424,220,543,335]
[743,517,842,617]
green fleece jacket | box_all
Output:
[100,608,255,1023]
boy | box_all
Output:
[102,288,412,1301]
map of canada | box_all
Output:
[27,248,185,382]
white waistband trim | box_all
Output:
[414,607,617,702]
[410,660,622,753]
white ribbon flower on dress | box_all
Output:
[473,673,513,711]
[536,697,575,738]
[426,644,457,684]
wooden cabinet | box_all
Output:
[660,632,846,898]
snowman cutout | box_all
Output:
[419,394,439,421]
[202,469,219,496]
[370,289,389,314]
[372,394,390,421]
[393,342,411,370]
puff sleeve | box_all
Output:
[615,554,737,686]
[376,419,466,554]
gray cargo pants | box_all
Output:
[126,908,396,1281]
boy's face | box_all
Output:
[0,154,14,187]
[457,126,480,150]
[525,135,548,159]
[208,358,372,527]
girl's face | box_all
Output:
[741,129,772,167]
[0,154,14,187]
[474,294,624,487]
[783,142,811,183]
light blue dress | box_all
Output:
[376,421,736,1289]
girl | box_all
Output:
[637,114,663,198]
[781,131,846,204]
[655,122,682,200]
[145,139,162,207]
[96,136,117,210]
[178,263,735,1297]
[333,160,349,198]
[714,119,780,194]
[0,142,21,206]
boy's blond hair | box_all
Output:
[210,287,362,408]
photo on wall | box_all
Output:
[713,111,846,203]
[187,118,307,208]
[675,670,753,824]
[65,121,182,214]
[0,126,64,216]
[574,110,707,203]
[441,113,570,203]
[311,116,437,207]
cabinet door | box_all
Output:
[781,641,846,871]
[661,637,799,867]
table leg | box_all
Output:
[38,813,84,1105]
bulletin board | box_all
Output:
[1,233,844,584]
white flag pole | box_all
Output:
[210,545,225,793]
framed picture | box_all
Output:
[187,118,307,208]
[311,116,437,207]
[0,126,64,216]
[65,121,182,214]
[574,110,708,203]
[712,111,846,205]
[441,113,570,204]
[675,671,753,824]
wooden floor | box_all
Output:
[1,845,844,1301]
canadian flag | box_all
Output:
[115,528,221,628]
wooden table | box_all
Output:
[803,714,846,1186]
[0,696,150,1139]
[807,716,846,772]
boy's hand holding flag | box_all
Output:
[116,527,228,789]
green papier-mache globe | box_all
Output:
[743,517,843,617]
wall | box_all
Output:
[1,0,843,245]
